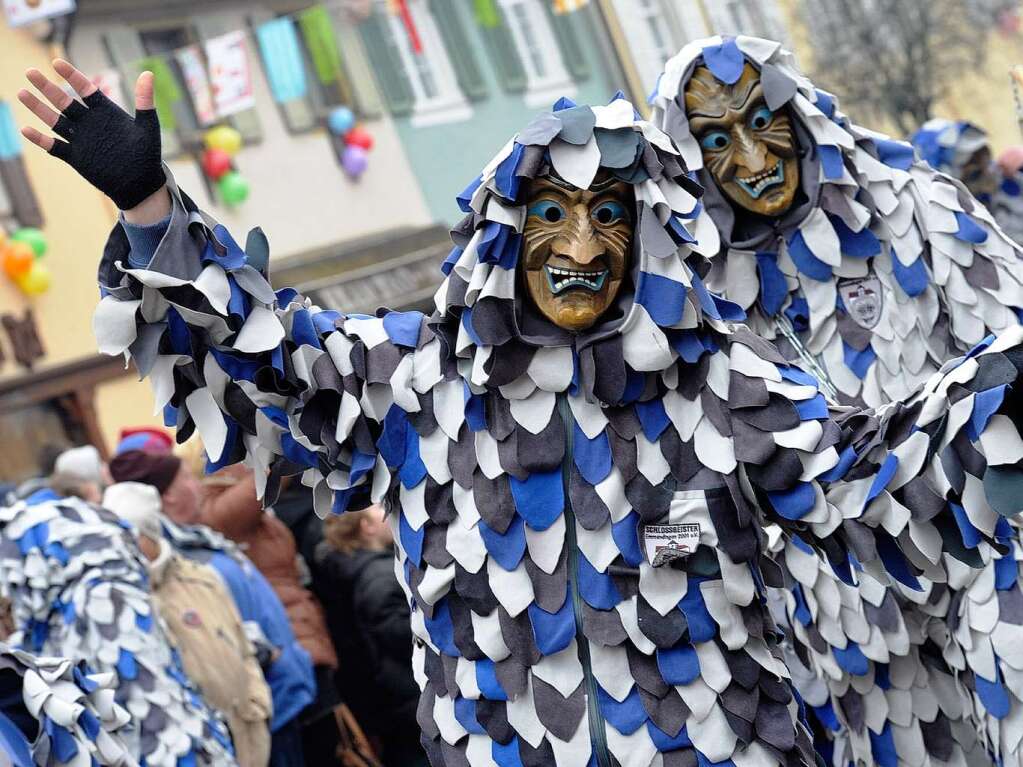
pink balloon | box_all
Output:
[341,145,369,178]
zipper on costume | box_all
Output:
[557,393,612,767]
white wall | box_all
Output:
[68,7,434,263]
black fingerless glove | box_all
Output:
[49,90,165,211]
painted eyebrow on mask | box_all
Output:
[688,81,763,122]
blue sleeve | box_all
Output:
[121,213,171,269]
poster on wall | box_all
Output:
[205,31,255,117]
[175,45,218,125]
[2,0,75,27]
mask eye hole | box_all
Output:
[749,106,773,130]
[700,131,731,151]
[528,200,566,223]
[592,200,626,225]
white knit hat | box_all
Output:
[102,481,164,541]
[54,445,103,484]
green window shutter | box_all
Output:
[428,0,488,102]
[335,20,384,119]
[477,3,527,94]
[358,12,414,117]
[543,2,590,82]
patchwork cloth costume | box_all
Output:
[910,119,1023,246]
[0,492,237,766]
[651,36,1023,766]
[0,644,137,766]
[86,90,1023,767]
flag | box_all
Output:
[175,46,217,125]
[552,0,588,14]
[205,30,256,117]
[298,5,343,85]
[256,17,308,103]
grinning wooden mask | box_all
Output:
[684,63,799,217]
[521,173,632,331]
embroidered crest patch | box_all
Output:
[838,276,883,330]
[643,523,701,567]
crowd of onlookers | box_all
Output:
[0,427,426,767]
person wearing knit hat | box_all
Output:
[108,449,202,525]
[115,426,174,456]
[103,481,273,767]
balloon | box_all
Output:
[204,125,243,156]
[343,126,374,151]
[2,242,35,280]
[16,262,51,296]
[201,148,232,180]
[340,145,369,178]
[218,171,250,206]
[11,227,47,258]
[327,106,356,136]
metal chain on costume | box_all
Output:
[773,314,840,403]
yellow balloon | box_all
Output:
[16,262,52,296]
[204,125,243,156]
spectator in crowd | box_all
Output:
[114,425,175,455]
[176,443,340,766]
[108,448,317,767]
[104,481,272,767]
[315,506,425,767]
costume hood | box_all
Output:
[430,95,743,406]
[909,118,990,177]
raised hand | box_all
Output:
[18,60,167,213]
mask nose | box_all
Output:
[731,125,769,175]
[550,208,604,265]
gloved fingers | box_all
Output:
[25,68,74,114]
[48,138,70,161]
[62,99,87,120]
[20,126,55,153]
[52,115,75,140]
[83,88,124,115]
[52,58,98,101]
[16,88,59,129]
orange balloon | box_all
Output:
[2,242,34,280]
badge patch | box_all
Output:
[643,523,701,567]
[838,276,883,330]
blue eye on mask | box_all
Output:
[591,200,626,225]
[700,131,731,151]
[528,200,566,223]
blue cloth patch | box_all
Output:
[454,697,486,735]
[457,176,482,213]
[509,469,563,531]
[814,89,835,119]
[843,340,876,380]
[383,311,423,348]
[291,309,320,350]
[787,230,833,281]
[833,642,869,676]
[865,453,899,507]
[597,685,647,735]
[976,668,1011,719]
[829,215,880,258]
[0,711,32,767]
[702,38,744,84]
[116,648,138,681]
[819,445,857,482]
[873,138,915,171]
[424,599,458,656]
[398,511,425,566]
[479,515,526,570]
[876,533,922,591]
[793,584,811,626]
[647,721,692,751]
[527,589,574,655]
[611,512,643,567]
[819,145,844,179]
[954,211,988,244]
[636,271,688,326]
[636,398,670,441]
[794,394,828,421]
[492,737,524,767]
[869,722,898,767]
[891,251,929,297]
[950,502,982,549]
[995,549,1017,590]
[968,384,1006,441]
[476,658,508,700]
[578,552,621,609]
[573,423,612,485]
[494,143,525,200]
[678,578,716,643]
[767,482,816,520]
[755,252,788,317]
[657,644,701,685]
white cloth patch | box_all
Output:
[643,523,700,567]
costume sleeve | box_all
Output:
[94,174,439,514]
[909,162,1023,348]
[0,497,237,767]
[727,323,1023,588]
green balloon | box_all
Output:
[218,171,250,206]
[12,227,47,258]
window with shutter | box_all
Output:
[191,16,263,144]
[428,0,488,102]
[0,101,42,229]
[497,0,575,107]
[476,1,527,94]
[542,0,590,82]
[357,11,415,116]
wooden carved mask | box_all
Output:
[685,63,799,217]
[521,173,632,331]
